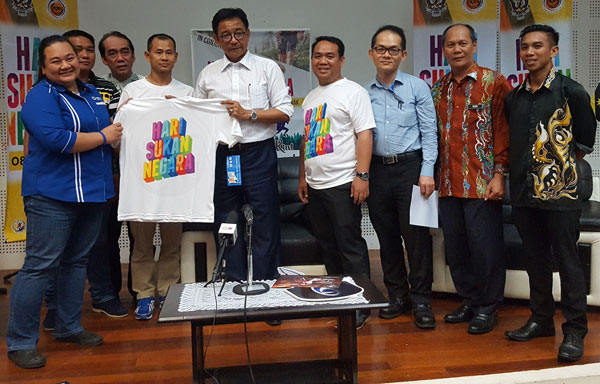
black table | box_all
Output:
[158,274,387,383]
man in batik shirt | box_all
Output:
[431,24,510,335]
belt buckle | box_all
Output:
[383,155,397,165]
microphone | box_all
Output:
[206,210,238,287]
[218,210,238,246]
[242,204,253,226]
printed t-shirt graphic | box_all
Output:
[115,97,242,222]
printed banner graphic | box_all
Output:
[0,0,78,28]
[499,0,572,88]
[413,0,498,87]
[2,24,72,242]
[191,28,310,157]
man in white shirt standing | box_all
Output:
[194,8,293,285]
[119,33,193,320]
[298,36,375,329]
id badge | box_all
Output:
[226,155,242,186]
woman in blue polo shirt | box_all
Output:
[6,35,123,369]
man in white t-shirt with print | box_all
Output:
[298,36,375,329]
[119,33,193,320]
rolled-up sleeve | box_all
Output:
[21,88,77,154]
[266,63,293,117]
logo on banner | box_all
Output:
[508,0,530,20]
[143,117,195,183]
[12,219,25,233]
[12,0,34,17]
[463,0,485,13]
[425,0,448,17]
[543,0,563,13]
[47,0,67,20]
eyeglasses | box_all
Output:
[373,46,403,56]
[219,31,246,42]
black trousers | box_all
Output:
[512,207,587,337]
[307,182,370,277]
[439,197,505,314]
[368,154,433,304]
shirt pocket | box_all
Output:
[249,75,270,110]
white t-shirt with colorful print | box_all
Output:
[302,78,375,190]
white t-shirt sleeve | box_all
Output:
[118,84,132,109]
[348,87,376,134]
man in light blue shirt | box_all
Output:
[366,25,438,329]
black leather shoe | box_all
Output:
[55,330,103,346]
[505,321,555,341]
[558,334,584,362]
[379,298,410,319]
[413,303,436,329]
[8,349,46,369]
[444,305,474,323]
[468,312,497,334]
[356,310,371,330]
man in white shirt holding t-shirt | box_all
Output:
[118,33,193,320]
[194,8,293,285]
[298,36,375,329]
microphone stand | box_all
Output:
[205,237,228,296]
[233,218,270,295]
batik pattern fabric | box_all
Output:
[431,64,510,199]
[505,69,596,210]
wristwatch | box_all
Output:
[356,172,369,181]
[250,109,258,121]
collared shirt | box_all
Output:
[431,63,510,199]
[88,70,121,118]
[194,51,293,143]
[21,79,114,203]
[505,69,596,210]
[366,71,438,177]
[104,72,143,93]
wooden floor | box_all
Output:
[1,253,600,383]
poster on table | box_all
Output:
[499,0,572,88]
[413,0,498,87]
[191,28,310,157]
[2,1,78,242]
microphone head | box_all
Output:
[241,204,253,224]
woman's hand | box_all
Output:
[101,123,123,145]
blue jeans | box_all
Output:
[6,195,104,351]
[45,199,122,307]
[214,139,281,281]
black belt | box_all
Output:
[373,149,421,165]
[218,137,273,153]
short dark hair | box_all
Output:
[312,36,345,58]
[212,8,249,35]
[147,33,176,51]
[37,35,76,82]
[63,29,95,46]
[519,24,559,46]
[442,24,477,45]
[98,31,134,58]
[371,25,406,51]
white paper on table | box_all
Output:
[409,185,439,228]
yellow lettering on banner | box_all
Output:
[9,151,24,171]
[291,98,305,107]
